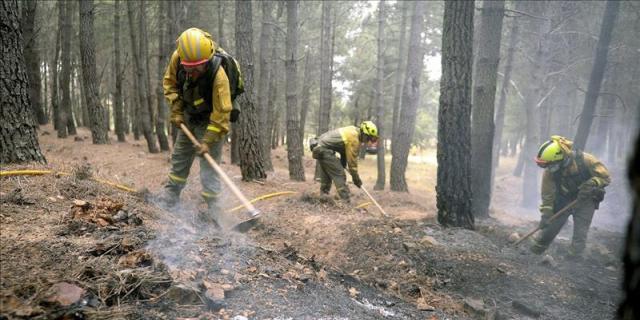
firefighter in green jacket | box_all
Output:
[530,136,610,257]
[158,28,232,222]
[311,121,378,202]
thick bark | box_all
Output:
[51,0,62,131]
[390,1,426,192]
[0,0,46,164]
[492,15,519,176]
[391,1,409,146]
[373,0,386,191]
[436,0,474,230]
[79,0,109,144]
[620,131,640,319]
[573,0,620,150]
[470,0,505,218]
[317,1,333,136]
[113,0,125,142]
[258,1,275,171]
[58,0,74,138]
[155,1,169,151]
[126,1,159,153]
[235,0,266,181]
[285,0,305,181]
[21,0,46,125]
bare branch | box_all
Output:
[503,8,548,21]
[536,86,556,109]
[575,87,629,113]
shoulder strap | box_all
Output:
[574,149,592,181]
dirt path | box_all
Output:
[0,126,624,319]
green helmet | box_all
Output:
[360,121,378,138]
[535,140,564,167]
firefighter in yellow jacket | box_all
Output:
[311,121,378,202]
[159,28,232,220]
[530,136,610,257]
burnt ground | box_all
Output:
[0,126,626,319]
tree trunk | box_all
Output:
[592,63,618,158]
[58,0,73,138]
[126,0,158,153]
[155,0,169,151]
[492,14,519,177]
[42,62,48,122]
[436,0,475,230]
[79,0,109,144]
[470,0,505,218]
[268,47,280,150]
[391,1,409,146]
[299,47,312,143]
[76,60,87,129]
[317,1,333,136]
[21,0,46,125]
[373,0,387,191]
[390,1,426,192]
[520,1,549,208]
[235,0,266,181]
[573,0,620,150]
[284,0,305,181]
[620,131,640,320]
[51,0,63,131]
[113,0,125,142]
[69,65,80,127]
[75,56,89,128]
[0,0,46,164]
[217,0,225,48]
[258,0,275,171]
[139,1,164,151]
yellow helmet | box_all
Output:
[360,121,378,138]
[176,28,214,66]
[535,139,564,168]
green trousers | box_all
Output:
[312,146,350,200]
[165,121,224,204]
[531,198,597,256]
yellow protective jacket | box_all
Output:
[317,126,361,175]
[539,136,611,216]
[163,50,232,139]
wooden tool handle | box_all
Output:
[361,185,389,217]
[514,199,578,246]
[179,124,260,217]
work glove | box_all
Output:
[352,173,362,188]
[170,114,184,127]
[197,129,223,156]
[170,100,184,126]
[196,143,209,156]
[578,178,603,201]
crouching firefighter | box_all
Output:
[310,121,378,203]
[530,136,610,258]
[158,28,233,224]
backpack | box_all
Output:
[176,48,244,122]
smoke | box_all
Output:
[145,196,254,276]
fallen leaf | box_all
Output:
[349,287,360,298]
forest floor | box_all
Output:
[0,125,628,320]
